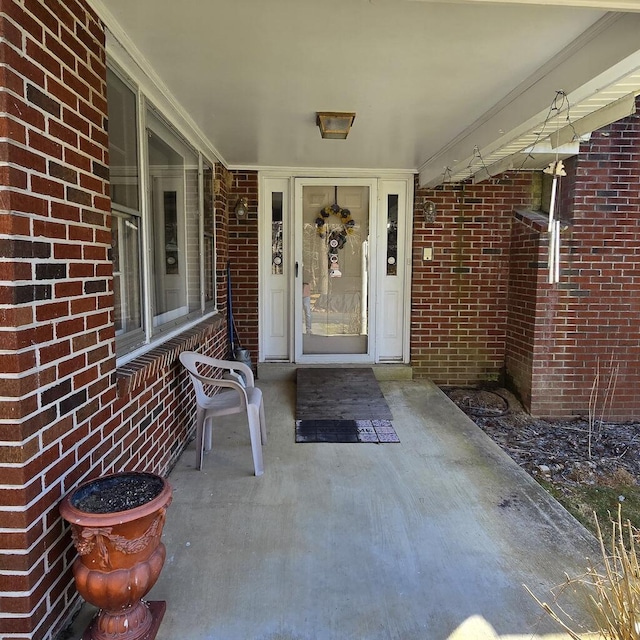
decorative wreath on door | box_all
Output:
[315,202,355,250]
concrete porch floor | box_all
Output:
[67,379,599,640]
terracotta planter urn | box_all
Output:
[60,472,173,640]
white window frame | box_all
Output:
[107,64,219,364]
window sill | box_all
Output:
[116,313,225,398]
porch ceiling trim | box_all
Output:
[469,142,584,184]
[405,0,640,11]
[457,88,638,184]
[439,84,639,186]
[549,92,638,148]
[419,13,640,188]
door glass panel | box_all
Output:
[272,192,283,275]
[387,194,398,276]
[302,185,369,355]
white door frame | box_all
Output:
[258,176,291,361]
[258,171,413,365]
[294,177,378,365]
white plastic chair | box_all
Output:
[179,351,266,476]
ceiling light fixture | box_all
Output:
[316,112,356,140]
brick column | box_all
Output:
[523,103,640,419]
[0,2,111,638]
[228,170,259,365]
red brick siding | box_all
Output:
[0,1,112,636]
[559,155,577,222]
[505,211,544,408]
[412,174,534,384]
[0,3,231,639]
[228,170,259,366]
[414,109,640,422]
[524,106,640,419]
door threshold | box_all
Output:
[257,362,413,381]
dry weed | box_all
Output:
[527,507,640,639]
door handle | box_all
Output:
[295,262,299,277]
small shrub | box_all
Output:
[601,468,638,489]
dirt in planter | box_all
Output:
[71,473,164,514]
[441,386,640,537]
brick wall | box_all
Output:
[505,210,552,410]
[0,2,112,636]
[0,3,230,638]
[413,109,640,422]
[228,170,259,367]
[411,174,534,385]
[519,103,640,419]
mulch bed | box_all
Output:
[441,387,640,487]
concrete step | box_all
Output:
[257,362,413,382]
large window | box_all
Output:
[107,68,217,358]
[108,68,143,349]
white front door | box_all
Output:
[259,174,412,365]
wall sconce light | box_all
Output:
[316,112,356,139]
[423,200,437,223]
[234,197,248,220]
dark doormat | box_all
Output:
[295,368,399,443]
[295,419,399,443]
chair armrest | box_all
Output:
[191,371,250,408]
[195,356,255,387]
[225,360,255,387]
[179,351,256,391]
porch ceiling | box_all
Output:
[90,0,640,186]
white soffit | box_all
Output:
[405,0,640,11]
[549,92,638,148]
